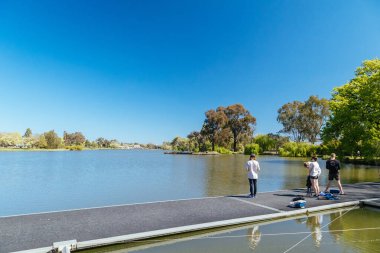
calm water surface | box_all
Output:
[0,150,379,216]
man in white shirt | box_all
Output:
[245,154,261,198]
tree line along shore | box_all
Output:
[0,129,160,151]
[1,59,379,165]
[163,59,380,165]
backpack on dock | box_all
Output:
[288,200,306,208]
[330,189,340,194]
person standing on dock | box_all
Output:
[245,154,261,198]
[308,156,321,197]
[304,161,312,197]
[324,153,344,194]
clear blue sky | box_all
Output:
[1,0,379,144]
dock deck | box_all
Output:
[1,182,380,253]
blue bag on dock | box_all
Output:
[289,200,306,208]
[318,192,339,200]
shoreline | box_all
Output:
[1,148,379,166]
[0,148,159,152]
[164,151,220,155]
[343,157,380,166]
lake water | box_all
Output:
[0,150,379,216]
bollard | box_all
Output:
[53,240,77,253]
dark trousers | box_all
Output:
[248,178,257,196]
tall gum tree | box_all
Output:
[221,104,256,152]
[302,96,330,144]
[201,109,227,151]
[277,96,329,143]
[277,101,305,142]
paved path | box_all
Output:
[1,182,380,253]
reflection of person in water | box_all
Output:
[328,211,343,242]
[306,215,323,247]
[247,225,262,250]
[294,217,308,224]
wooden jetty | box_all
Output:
[1,182,380,253]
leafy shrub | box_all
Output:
[171,137,190,151]
[278,142,318,157]
[66,145,83,151]
[215,146,232,154]
[244,143,260,155]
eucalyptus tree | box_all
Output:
[170,136,189,151]
[277,101,305,142]
[23,128,32,138]
[96,137,105,148]
[267,133,290,151]
[200,109,227,151]
[96,137,111,148]
[277,96,329,143]
[215,128,233,150]
[22,128,37,148]
[221,104,256,152]
[187,131,205,152]
[44,130,62,149]
[63,131,86,146]
[302,96,330,144]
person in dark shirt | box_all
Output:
[324,153,344,194]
